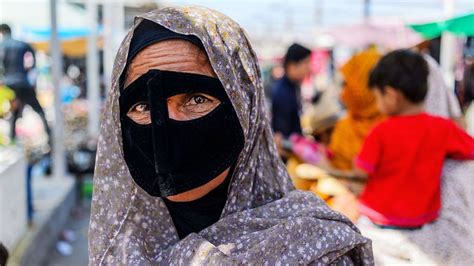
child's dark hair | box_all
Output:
[369,49,429,103]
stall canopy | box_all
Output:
[323,20,423,49]
[26,27,103,57]
[1,0,101,57]
[409,12,474,39]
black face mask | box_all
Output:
[120,69,244,197]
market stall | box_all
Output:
[287,157,360,222]
[0,147,27,250]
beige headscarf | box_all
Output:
[328,48,384,170]
[89,6,373,265]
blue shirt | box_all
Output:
[271,75,302,138]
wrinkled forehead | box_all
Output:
[124,39,216,88]
[115,7,260,136]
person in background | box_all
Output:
[413,52,474,264]
[328,48,384,170]
[0,24,50,144]
[301,87,343,146]
[423,53,466,128]
[354,49,474,264]
[271,43,311,139]
[457,56,474,113]
[0,242,8,266]
[263,65,284,111]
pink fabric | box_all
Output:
[359,202,439,228]
[290,134,323,164]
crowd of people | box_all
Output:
[271,41,474,264]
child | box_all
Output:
[355,49,474,228]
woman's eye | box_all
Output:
[134,103,149,112]
[188,95,208,106]
[168,93,221,121]
[182,94,218,114]
[127,102,151,125]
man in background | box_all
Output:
[271,43,312,158]
[271,43,312,138]
[0,24,50,144]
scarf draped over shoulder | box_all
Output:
[89,6,374,265]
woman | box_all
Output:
[88,6,373,265]
[328,48,384,171]
[424,54,465,127]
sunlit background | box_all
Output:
[1,0,473,265]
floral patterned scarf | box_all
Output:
[88,6,374,265]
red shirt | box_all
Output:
[356,113,474,227]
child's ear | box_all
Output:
[384,86,401,103]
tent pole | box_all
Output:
[103,0,124,93]
[86,0,100,136]
[49,0,66,178]
[363,0,371,23]
[440,0,456,89]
